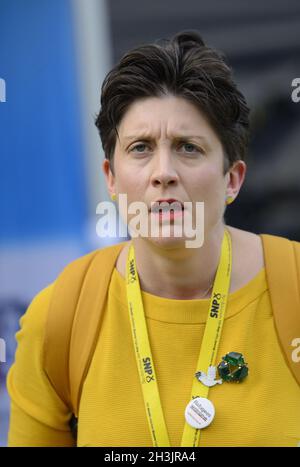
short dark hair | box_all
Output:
[95,30,250,175]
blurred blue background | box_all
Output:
[0,0,300,446]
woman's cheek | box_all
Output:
[203,186,225,228]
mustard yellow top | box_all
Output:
[7,265,300,447]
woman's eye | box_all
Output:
[129,142,202,155]
[180,143,199,153]
[131,143,149,153]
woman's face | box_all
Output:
[103,95,246,247]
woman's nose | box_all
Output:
[150,150,179,187]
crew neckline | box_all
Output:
[111,266,268,324]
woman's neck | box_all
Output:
[116,225,265,299]
[122,223,226,299]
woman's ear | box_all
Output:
[225,160,247,200]
[102,159,116,198]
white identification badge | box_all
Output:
[185,397,215,429]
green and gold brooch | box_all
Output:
[217,352,249,383]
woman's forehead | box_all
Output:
[117,96,220,147]
[118,96,217,140]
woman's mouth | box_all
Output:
[149,200,184,221]
[151,210,184,221]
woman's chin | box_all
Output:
[127,213,198,248]
[137,228,189,249]
[150,238,189,252]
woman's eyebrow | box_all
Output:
[122,134,209,143]
[176,135,209,143]
[123,134,152,141]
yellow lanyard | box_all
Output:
[126,229,232,447]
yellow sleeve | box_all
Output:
[6,283,75,447]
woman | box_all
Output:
[7,31,300,447]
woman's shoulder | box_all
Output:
[226,225,300,293]
[19,282,56,334]
[18,242,131,333]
